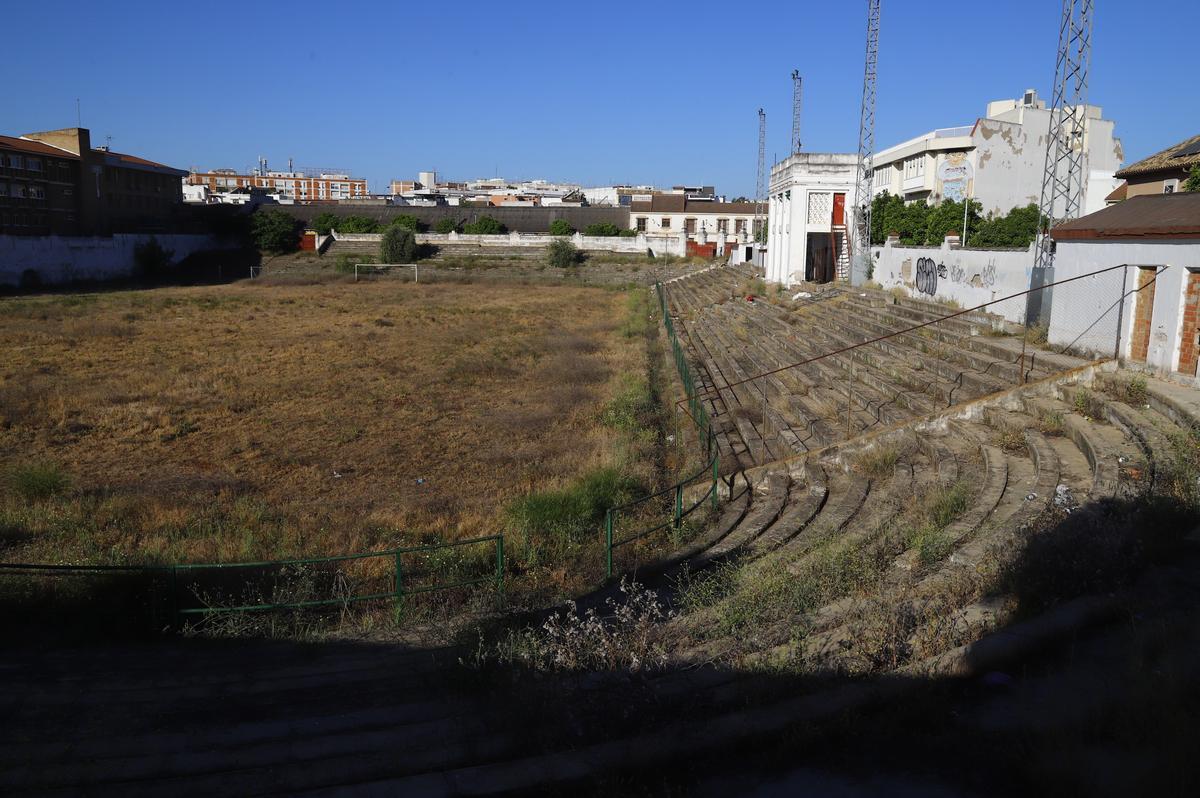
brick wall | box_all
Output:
[1178,271,1200,375]
[1130,267,1158,362]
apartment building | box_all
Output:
[2,127,185,236]
[187,169,368,202]
[630,194,756,257]
[871,89,1122,218]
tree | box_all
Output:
[1184,165,1200,192]
[433,217,460,234]
[388,214,424,232]
[310,212,339,235]
[133,236,174,279]
[380,225,417,263]
[971,204,1042,248]
[583,222,620,237]
[462,216,506,235]
[549,219,575,236]
[336,215,379,234]
[547,239,583,268]
[251,209,301,253]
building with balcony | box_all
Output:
[187,168,367,202]
[871,89,1123,219]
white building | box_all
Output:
[872,89,1123,219]
[765,153,859,286]
[1047,193,1200,376]
[629,195,757,258]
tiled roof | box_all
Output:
[1115,133,1200,178]
[1050,193,1200,240]
[1105,181,1128,202]
[0,135,79,159]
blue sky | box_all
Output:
[5,0,1196,196]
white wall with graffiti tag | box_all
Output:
[872,238,1034,323]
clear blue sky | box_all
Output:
[6,0,1196,196]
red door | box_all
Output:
[832,193,846,225]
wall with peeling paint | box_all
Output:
[872,238,1034,323]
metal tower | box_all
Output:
[790,71,803,155]
[755,108,767,243]
[1027,0,1094,325]
[850,0,881,284]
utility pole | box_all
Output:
[851,0,881,285]
[755,108,767,250]
[791,71,803,155]
[1027,0,1094,326]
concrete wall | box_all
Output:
[1048,240,1200,372]
[0,233,224,287]
[333,229,688,257]
[873,238,1034,323]
[266,204,630,233]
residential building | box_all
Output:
[765,153,859,286]
[871,89,1122,218]
[187,168,368,202]
[1108,133,1200,201]
[2,126,185,236]
[629,195,756,257]
[1047,193,1200,376]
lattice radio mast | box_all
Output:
[791,71,803,155]
[1027,0,1094,325]
[850,0,881,284]
[755,108,767,246]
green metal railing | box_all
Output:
[0,534,503,631]
[603,283,723,578]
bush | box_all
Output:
[250,209,302,253]
[583,222,620,237]
[336,215,379,234]
[433,218,460,234]
[380,225,418,263]
[133,237,174,279]
[8,463,70,501]
[548,219,575,236]
[310,212,339,236]
[618,229,637,237]
[462,216,506,235]
[389,214,424,232]
[547,239,583,268]
[507,468,644,544]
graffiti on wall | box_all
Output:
[915,257,939,296]
[936,153,974,203]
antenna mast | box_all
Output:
[791,71,803,155]
[1027,0,1094,325]
[851,0,881,284]
[755,108,767,246]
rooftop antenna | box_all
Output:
[104,134,113,151]
[1027,0,1094,327]
[76,98,81,128]
[851,0,881,284]
[755,108,766,245]
[288,157,294,172]
[791,70,803,155]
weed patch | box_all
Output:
[7,463,70,501]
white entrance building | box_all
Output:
[765,153,859,286]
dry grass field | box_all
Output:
[0,279,662,595]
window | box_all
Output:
[29,186,45,200]
[1164,179,1179,194]
[0,183,7,197]
[10,155,23,169]
[717,218,728,233]
[27,158,42,172]
[685,217,696,234]
[904,155,925,179]
[64,188,73,196]
[661,217,671,228]
[735,219,745,234]
[636,217,646,231]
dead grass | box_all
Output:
[0,281,649,584]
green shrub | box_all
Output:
[133,237,174,279]
[583,222,620,237]
[380,225,418,263]
[547,239,583,268]
[507,468,644,544]
[548,219,574,236]
[618,229,637,237]
[462,216,506,235]
[433,218,460,234]
[250,209,302,253]
[310,212,339,235]
[389,214,424,232]
[335,215,379,234]
[8,463,70,501]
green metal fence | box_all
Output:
[602,283,722,578]
[0,534,503,632]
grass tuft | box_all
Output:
[7,463,71,501]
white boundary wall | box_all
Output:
[0,234,223,288]
[333,230,688,257]
[872,237,1034,323]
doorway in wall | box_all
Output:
[1129,266,1159,362]
[807,233,834,283]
